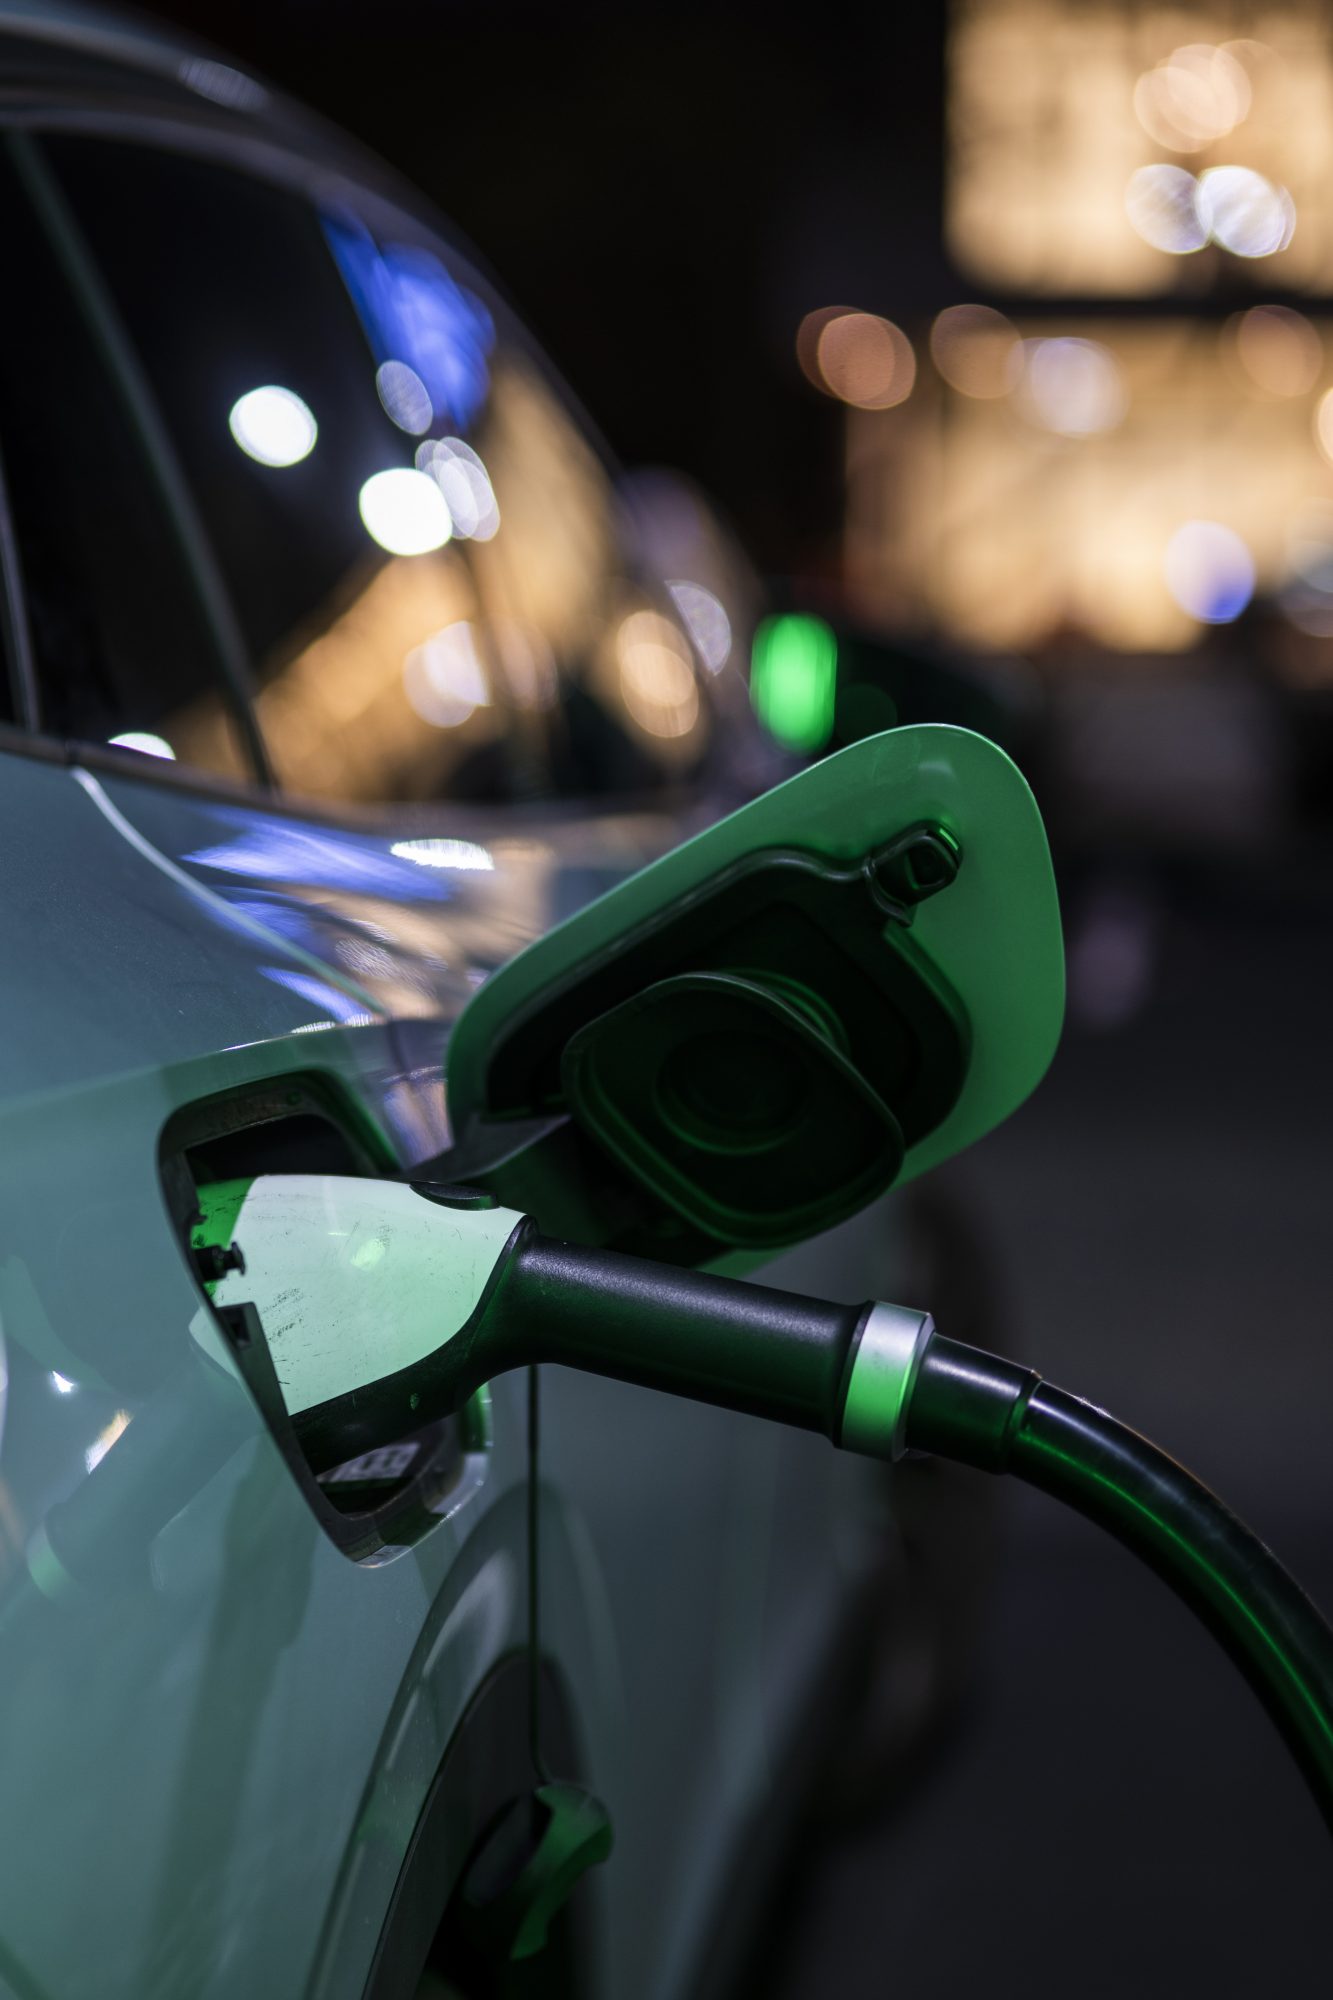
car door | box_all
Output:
[0,117,550,1999]
[0,90,902,2000]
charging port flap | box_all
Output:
[440,726,1062,1260]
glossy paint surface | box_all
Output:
[0,743,899,1999]
[0,753,526,1995]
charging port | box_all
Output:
[160,1074,491,1565]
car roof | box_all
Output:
[0,1,245,89]
[0,1,373,182]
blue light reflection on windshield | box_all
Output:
[323,211,495,431]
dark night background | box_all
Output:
[136,6,1333,1994]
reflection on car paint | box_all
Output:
[183,809,456,900]
[258,967,383,1027]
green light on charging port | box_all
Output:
[750,613,837,754]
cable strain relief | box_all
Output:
[903,1333,1040,1472]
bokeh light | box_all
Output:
[1312,388,1333,466]
[403,622,490,727]
[376,360,434,435]
[796,306,852,389]
[802,311,916,409]
[1163,521,1256,623]
[1231,306,1322,397]
[668,580,732,672]
[1015,337,1126,437]
[228,385,317,467]
[1133,44,1252,152]
[108,731,176,760]
[750,614,837,753]
[1125,165,1208,254]
[818,313,915,409]
[616,611,699,738]
[416,437,500,541]
[1199,166,1295,258]
[389,838,495,871]
[359,468,453,555]
[929,305,1018,397]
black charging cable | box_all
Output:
[909,1337,1333,1837]
[222,1189,1333,1843]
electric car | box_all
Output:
[0,11,990,1996]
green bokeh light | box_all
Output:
[750,613,838,753]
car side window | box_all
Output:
[0,137,256,780]
[0,444,22,727]
[41,134,712,807]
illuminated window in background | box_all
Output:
[845,316,1333,653]
[949,2,1333,293]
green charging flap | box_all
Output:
[446,726,1063,1249]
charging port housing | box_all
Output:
[160,1073,491,1564]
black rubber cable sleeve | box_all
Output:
[1014,1384,1333,1841]
[484,1234,870,1437]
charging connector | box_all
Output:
[198,1174,1333,1841]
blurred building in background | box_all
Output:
[796,3,1333,854]
[152,0,1333,861]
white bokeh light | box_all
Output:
[1164,521,1256,624]
[228,385,317,467]
[376,360,433,435]
[1016,338,1126,437]
[359,468,453,555]
[1125,164,1208,254]
[108,731,176,760]
[667,581,732,672]
[390,837,495,870]
[416,438,500,541]
[1199,167,1294,258]
[403,622,490,726]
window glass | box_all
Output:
[0,448,21,727]
[0,141,252,777]
[45,136,712,806]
